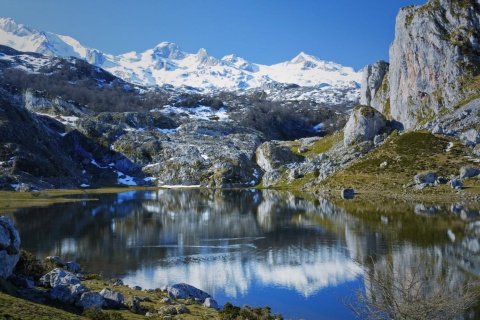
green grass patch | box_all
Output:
[290,131,344,157]
[322,131,472,191]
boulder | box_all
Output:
[100,288,124,309]
[125,296,142,313]
[344,105,387,147]
[0,216,21,279]
[76,292,104,310]
[158,304,190,315]
[167,283,213,304]
[39,268,80,288]
[105,278,124,286]
[15,183,32,192]
[256,141,303,173]
[65,261,81,273]
[450,178,463,189]
[461,129,480,147]
[203,297,219,310]
[50,282,88,303]
[459,166,480,179]
[414,172,437,185]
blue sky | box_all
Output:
[1,0,426,70]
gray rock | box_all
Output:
[203,297,219,310]
[359,60,390,114]
[65,261,81,273]
[125,296,142,313]
[431,124,443,134]
[50,283,88,303]
[414,172,437,185]
[261,169,284,188]
[39,268,81,288]
[0,216,20,279]
[105,278,124,286]
[167,283,213,303]
[161,297,172,304]
[256,141,303,173]
[461,129,480,146]
[341,188,355,200]
[459,166,480,179]
[14,183,32,192]
[158,304,190,315]
[344,105,387,146]
[76,292,104,310]
[99,288,124,309]
[388,1,480,129]
[450,178,463,189]
[373,133,387,145]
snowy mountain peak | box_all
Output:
[0,17,34,36]
[152,42,185,60]
[291,52,312,63]
[0,17,361,92]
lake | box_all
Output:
[5,189,480,319]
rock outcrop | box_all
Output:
[167,283,218,309]
[390,0,480,129]
[360,61,390,115]
[0,216,20,279]
[344,105,387,146]
[256,141,304,173]
[361,0,480,129]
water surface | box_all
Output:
[6,189,480,319]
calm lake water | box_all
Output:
[5,189,480,319]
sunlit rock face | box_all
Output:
[388,0,480,129]
[343,105,387,146]
[359,61,389,115]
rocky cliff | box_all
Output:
[362,0,480,129]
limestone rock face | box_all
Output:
[344,105,387,146]
[360,61,390,115]
[0,216,20,279]
[256,142,303,173]
[389,0,480,129]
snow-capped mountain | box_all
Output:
[0,17,361,91]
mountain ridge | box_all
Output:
[0,17,361,91]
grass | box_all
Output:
[289,131,343,157]
[0,290,84,319]
[321,130,477,194]
[0,187,163,214]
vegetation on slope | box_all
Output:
[322,130,478,194]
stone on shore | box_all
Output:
[0,216,21,279]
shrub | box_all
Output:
[13,249,47,280]
[219,302,283,320]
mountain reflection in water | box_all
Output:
[7,189,480,320]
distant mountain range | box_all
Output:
[0,17,361,91]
